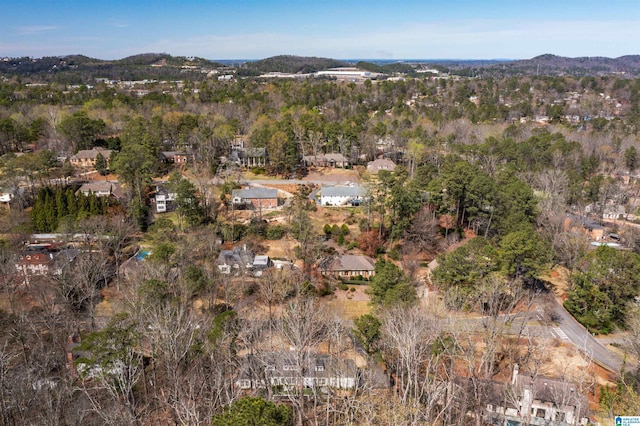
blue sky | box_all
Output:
[1,0,639,60]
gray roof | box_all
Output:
[303,153,348,163]
[237,352,357,383]
[70,148,112,160]
[321,185,364,198]
[320,254,375,272]
[243,147,266,158]
[78,181,124,198]
[323,153,348,162]
[232,188,278,199]
[217,247,254,266]
[603,205,626,215]
[253,255,270,267]
[367,159,396,173]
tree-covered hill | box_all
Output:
[0,53,225,82]
[356,61,416,75]
[457,54,640,77]
[241,55,350,74]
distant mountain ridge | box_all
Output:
[472,54,640,77]
[1,52,639,79]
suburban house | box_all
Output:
[562,214,605,241]
[217,245,255,274]
[69,147,113,170]
[303,153,349,168]
[232,187,278,210]
[366,158,396,174]
[236,352,358,391]
[160,151,188,165]
[252,255,273,276]
[318,254,376,279]
[154,187,177,213]
[478,366,590,426]
[602,205,627,220]
[77,181,124,199]
[319,185,365,206]
[16,246,78,282]
[0,191,13,209]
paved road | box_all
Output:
[551,299,623,372]
[209,177,354,187]
[444,302,623,373]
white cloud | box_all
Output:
[16,25,59,35]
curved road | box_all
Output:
[551,299,623,373]
[437,297,624,373]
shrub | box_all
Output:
[266,224,286,240]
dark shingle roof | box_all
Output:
[320,254,375,272]
[232,188,278,199]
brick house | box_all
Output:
[232,187,278,210]
[318,254,376,279]
[69,147,113,170]
[161,151,188,165]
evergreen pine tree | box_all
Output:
[89,192,100,215]
[56,188,67,219]
[66,188,77,217]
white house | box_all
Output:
[0,191,13,209]
[236,352,358,392]
[155,188,177,213]
[320,185,365,206]
[602,205,627,220]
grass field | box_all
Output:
[325,299,372,321]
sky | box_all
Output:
[1,0,639,60]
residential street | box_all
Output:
[551,298,624,373]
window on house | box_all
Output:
[556,412,565,422]
[535,408,545,418]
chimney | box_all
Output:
[512,364,519,385]
[67,335,78,378]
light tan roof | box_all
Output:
[70,147,112,160]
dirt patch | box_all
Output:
[263,237,297,259]
[333,285,370,301]
[540,266,572,299]
[260,184,300,196]
[304,167,360,183]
